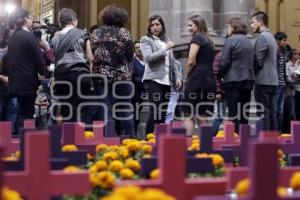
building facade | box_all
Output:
[18,0,299,46]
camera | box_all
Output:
[40,18,59,42]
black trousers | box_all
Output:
[54,70,92,123]
[226,88,252,133]
[132,81,145,133]
[295,91,300,121]
[15,95,36,134]
[143,80,170,134]
[254,85,277,131]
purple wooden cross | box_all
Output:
[227,132,300,195]
[281,122,300,154]
[104,120,117,137]
[0,121,19,156]
[248,141,279,200]
[213,122,239,149]
[62,122,120,154]
[4,126,86,170]
[198,126,234,163]
[104,120,130,141]
[222,124,252,166]
[118,135,227,200]
[4,131,90,200]
[23,119,36,129]
[141,156,214,176]
[255,119,264,136]
[48,125,87,166]
[0,145,3,189]
[194,134,300,200]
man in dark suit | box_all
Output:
[132,40,145,133]
[7,7,45,133]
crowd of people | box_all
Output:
[0,5,299,138]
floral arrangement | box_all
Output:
[63,134,154,200]
[102,185,176,200]
[2,187,22,200]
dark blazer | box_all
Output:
[132,57,145,83]
[220,34,255,84]
[7,29,45,97]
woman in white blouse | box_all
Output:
[140,15,182,134]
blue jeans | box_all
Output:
[273,86,286,132]
[94,80,135,137]
[165,87,179,124]
[212,98,228,135]
[0,96,17,134]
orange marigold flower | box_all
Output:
[120,168,135,179]
[125,159,141,172]
[96,144,108,153]
[95,160,108,171]
[87,153,94,161]
[63,165,81,173]
[146,133,155,140]
[103,152,118,161]
[109,160,124,172]
[215,130,225,138]
[148,138,156,143]
[277,149,284,160]
[2,187,22,200]
[195,153,209,159]
[209,154,224,167]
[15,151,21,159]
[126,140,142,153]
[139,188,176,200]
[235,178,250,196]
[84,131,94,138]
[142,144,153,154]
[280,133,291,138]
[143,154,152,158]
[277,186,288,197]
[61,144,78,152]
[118,147,129,159]
[189,143,200,151]
[290,172,300,190]
[150,169,160,179]
[98,171,116,189]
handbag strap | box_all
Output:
[54,28,86,66]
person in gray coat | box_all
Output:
[219,18,255,133]
[140,15,182,134]
[251,11,278,131]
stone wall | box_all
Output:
[149,0,255,45]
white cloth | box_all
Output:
[286,61,300,92]
[153,36,170,86]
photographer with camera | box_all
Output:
[32,20,54,78]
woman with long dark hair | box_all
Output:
[140,15,182,134]
[181,15,216,135]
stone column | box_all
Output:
[218,0,255,36]
[149,0,177,41]
[149,0,214,44]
